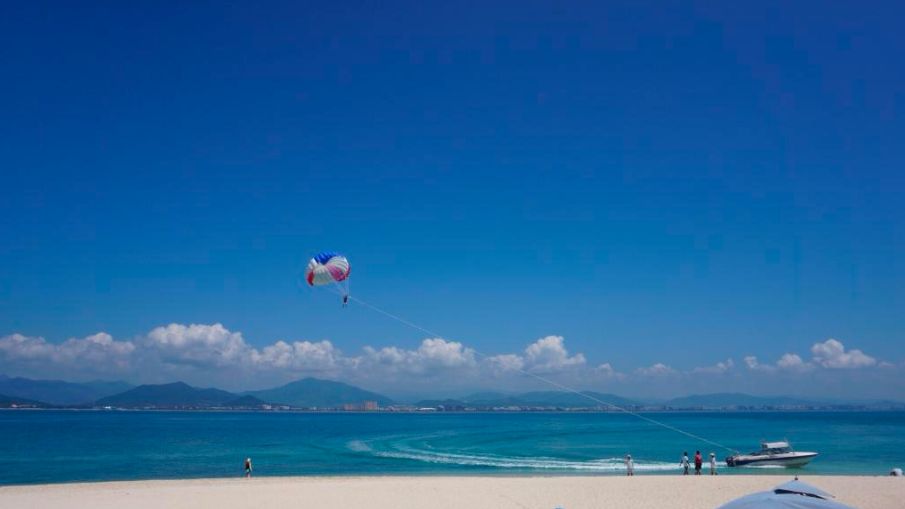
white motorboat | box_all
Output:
[725,441,818,467]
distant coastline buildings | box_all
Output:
[343,401,380,411]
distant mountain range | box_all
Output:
[224,395,271,408]
[94,378,395,409]
[2,374,902,411]
[662,393,905,409]
[0,375,132,406]
[418,391,905,410]
[430,391,642,409]
[0,376,395,410]
[95,382,240,408]
[247,378,394,408]
[662,393,817,408]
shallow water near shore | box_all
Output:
[3,410,903,485]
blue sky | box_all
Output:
[1,2,903,398]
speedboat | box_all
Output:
[725,441,818,467]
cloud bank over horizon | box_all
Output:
[0,325,900,399]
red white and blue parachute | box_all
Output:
[305,251,351,287]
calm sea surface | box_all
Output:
[2,411,903,485]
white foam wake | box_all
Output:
[348,440,676,472]
[346,440,372,452]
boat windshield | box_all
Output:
[759,442,792,454]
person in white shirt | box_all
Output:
[681,452,690,475]
[625,454,634,476]
[709,452,717,475]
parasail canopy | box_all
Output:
[305,251,351,287]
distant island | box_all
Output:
[1,374,903,412]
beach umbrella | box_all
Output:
[772,479,835,499]
[716,478,857,509]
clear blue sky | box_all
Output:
[1,2,903,396]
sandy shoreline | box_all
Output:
[2,475,903,509]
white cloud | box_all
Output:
[360,338,477,375]
[0,326,347,384]
[594,362,625,380]
[251,340,343,372]
[776,353,805,369]
[480,336,587,376]
[144,323,250,368]
[522,335,586,373]
[0,332,135,375]
[56,333,135,369]
[692,358,734,375]
[742,353,810,372]
[810,339,876,369]
[2,326,897,398]
[776,353,809,370]
[418,338,477,368]
[635,362,677,377]
[0,333,56,361]
[484,354,525,373]
[743,339,880,374]
[743,355,762,370]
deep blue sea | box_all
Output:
[2,411,904,485]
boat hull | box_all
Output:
[726,452,818,468]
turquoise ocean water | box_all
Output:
[2,411,904,485]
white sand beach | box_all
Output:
[1,476,902,509]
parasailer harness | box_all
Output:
[347,294,738,455]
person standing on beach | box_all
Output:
[694,451,703,475]
[244,457,253,478]
[625,454,634,476]
[681,452,690,475]
[709,453,717,475]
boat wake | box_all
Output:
[347,439,676,472]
